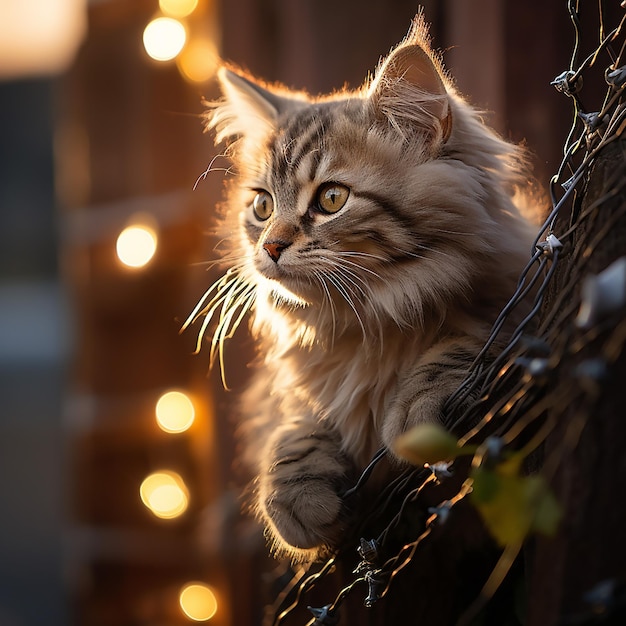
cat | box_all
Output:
[188,14,537,562]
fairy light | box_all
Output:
[143,17,186,62]
[177,38,218,83]
[115,224,157,268]
[179,583,218,622]
[0,0,86,79]
[140,471,189,519]
[159,0,198,18]
[155,390,196,433]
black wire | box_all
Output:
[270,4,626,622]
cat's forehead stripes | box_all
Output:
[271,106,335,185]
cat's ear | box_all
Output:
[368,19,452,145]
[207,67,291,144]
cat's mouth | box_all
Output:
[255,244,307,280]
[255,255,319,305]
[255,251,292,280]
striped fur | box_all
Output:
[191,15,538,561]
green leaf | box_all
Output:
[471,467,532,546]
[470,459,561,547]
[394,423,464,466]
[530,477,562,536]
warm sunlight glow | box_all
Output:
[116,225,157,268]
[177,38,218,83]
[179,583,218,622]
[159,0,198,18]
[156,390,196,433]
[143,17,186,62]
[140,471,189,519]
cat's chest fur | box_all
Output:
[257,320,426,464]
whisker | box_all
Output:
[330,264,371,303]
[329,263,386,337]
[210,285,256,387]
[394,244,455,261]
[195,280,250,353]
[328,262,385,346]
[188,251,247,270]
[333,256,384,282]
[334,250,387,263]
[312,269,337,345]
[181,272,233,334]
[194,153,237,190]
[182,265,253,360]
[325,272,367,339]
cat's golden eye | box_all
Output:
[317,183,350,214]
[252,190,274,221]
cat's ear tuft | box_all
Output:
[205,67,287,145]
[219,68,282,121]
[368,18,452,146]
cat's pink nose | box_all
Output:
[263,241,291,262]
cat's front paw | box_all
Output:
[258,429,352,558]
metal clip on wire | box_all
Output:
[578,110,600,130]
[307,604,339,625]
[427,501,452,525]
[364,570,385,608]
[606,66,626,88]
[356,538,379,567]
[427,461,453,483]
[536,234,563,258]
[551,70,583,96]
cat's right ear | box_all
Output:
[367,18,452,147]
[206,67,288,145]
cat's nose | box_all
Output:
[263,240,291,262]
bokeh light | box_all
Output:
[159,0,198,18]
[177,38,218,83]
[116,224,157,268]
[179,583,218,622]
[143,17,186,62]
[140,471,189,519]
[156,390,196,433]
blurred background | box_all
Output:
[0,0,578,624]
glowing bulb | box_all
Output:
[179,583,218,622]
[156,390,195,433]
[177,39,218,83]
[140,471,189,519]
[116,224,157,268]
[143,17,186,62]
[159,0,198,18]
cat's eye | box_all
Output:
[252,190,274,221]
[317,183,350,214]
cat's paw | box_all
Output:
[258,428,352,557]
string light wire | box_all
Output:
[267,3,626,624]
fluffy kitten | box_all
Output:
[190,16,536,562]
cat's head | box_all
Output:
[201,16,532,344]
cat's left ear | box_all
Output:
[208,68,295,144]
[368,36,452,145]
